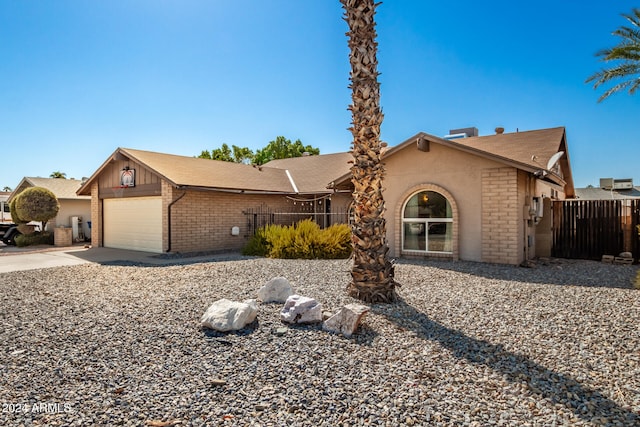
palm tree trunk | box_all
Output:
[342,0,397,303]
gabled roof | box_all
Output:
[455,127,571,174]
[8,177,90,202]
[77,148,352,196]
[77,127,576,198]
[264,152,352,193]
[332,127,575,197]
[126,148,295,193]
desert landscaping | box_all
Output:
[1,256,638,426]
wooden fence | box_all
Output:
[552,199,638,261]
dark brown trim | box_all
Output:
[98,183,162,199]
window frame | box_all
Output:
[401,190,454,255]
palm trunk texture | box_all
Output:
[342,0,398,303]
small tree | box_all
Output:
[9,196,28,225]
[14,187,60,231]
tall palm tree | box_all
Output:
[50,171,67,179]
[586,8,640,102]
[341,0,397,303]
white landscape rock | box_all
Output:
[201,298,258,332]
[323,304,370,337]
[257,277,294,303]
[280,295,323,324]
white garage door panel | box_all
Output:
[103,197,163,253]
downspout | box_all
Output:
[166,189,187,253]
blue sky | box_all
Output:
[0,1,637,190]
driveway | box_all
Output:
[0,243,246,273]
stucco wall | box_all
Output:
[53,199,92,238]
[383,141,513,262]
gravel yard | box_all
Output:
[1,256,639,426]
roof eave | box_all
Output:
[77,147,179,196]
[178,185,295,195]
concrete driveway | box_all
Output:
[0,243,245,273]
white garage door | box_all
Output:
[103,197,163,253]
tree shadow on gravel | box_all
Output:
[373,297,639,425]
[394,257,638,290]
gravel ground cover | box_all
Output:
[0,256,638,426]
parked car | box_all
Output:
[0,223,18,245]
[0,223,20,245]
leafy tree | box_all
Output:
[253,136,320,165]
[198,150,211,159]
[50,171,67,179]
[586,8,640,101]
[342,0,397,303]
[198,143,254,164]
[232,145,254,164]
[197,137,320,165]
[13,187,60,231]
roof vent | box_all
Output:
[444,127,478,140]
[495,127,504,134]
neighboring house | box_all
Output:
[575,178,640,200]
[78,126,575,265]
[9,178,91,239]
[0,191,12,223]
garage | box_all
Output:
[103,196,163,253]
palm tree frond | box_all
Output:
[621,8,640,28]
[588,8,640,101]
[628,77,640,95]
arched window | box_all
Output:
[402,190,453,253]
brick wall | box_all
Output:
[91,177,351,253]
[167,189,297,253]
[91,182,101,246]
[481,167,520,264]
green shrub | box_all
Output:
[9,196,28,225]
[241,226,270,256]
[243,219,352,259]
[15,232,54,247]
[266,223,296,258]
[318,223,353,259]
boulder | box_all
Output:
[280,295,323,324]
[257,277,294,303]
[201,299,258,332]
[322,304,370,337]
